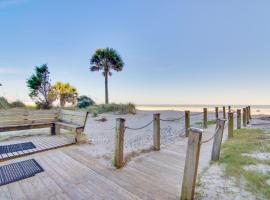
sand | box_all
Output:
[82,110,215,165]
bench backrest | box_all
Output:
[0,109,59,127]
[59,110,89,127]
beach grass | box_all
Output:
[220,128,270,199]
[195,119,216,126]
[85,103,136,115]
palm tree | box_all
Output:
[50,82,78,107]
[90,48,124,104]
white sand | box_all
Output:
[242,153,270,161]
[243,164,270,175]
[137,105,270,115]
[196,164,259,200]
[82,110,215,164]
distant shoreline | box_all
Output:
[137,105,270,115]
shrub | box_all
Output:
[10,100,26,108]
[92,111,98,118]
[88,103,136,115]
[77,95,95,108]
[0,97,10,109]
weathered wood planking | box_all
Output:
[59,110,87,126]
[0,109,59,127]
[0,135,75,162]
[0,124,225,200]
[0,110,88,145]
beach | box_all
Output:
[137,105,270,115]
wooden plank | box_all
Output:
[7,181,27,200]
[0,123,53,132]
[0,185,12,200]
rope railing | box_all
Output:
[190,112,204,117]
[160,114,185,122]
[125,120,154,131]
[201,125,221,144]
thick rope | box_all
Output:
[201,124,222,144]
[125,120,154,131]
[190,112,204,117]
[160,114,185,122]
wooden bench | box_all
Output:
[0,109,89,143]
[53,110,89,143]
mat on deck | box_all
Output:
[0,142,36,154]
[0,159,44,186]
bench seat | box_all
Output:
[54,122,84,132]
[0,123,53,132]
[0,109,89,143]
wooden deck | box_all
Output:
[0,125,226,200]
[0,135,75,161]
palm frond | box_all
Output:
[90,66,101,71]
[90,47,124,74]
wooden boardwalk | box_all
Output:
[0,125,225,200]
[0,135,75,161]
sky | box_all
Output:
[0,0,270,105]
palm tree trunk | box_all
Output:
[105,73,109,104]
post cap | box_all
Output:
[116,118,126,122]
[188,127,203,134]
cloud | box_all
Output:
[0,0,29,9]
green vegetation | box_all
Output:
[50,82,78,107]
[77,95,95,108]
[26,64,52,109]
[0,97,10,109]
[86,103,136,115]
[90,48,124,104]
[65,103,136,115]
[89,103,136,115]
[220,128,270,198]
[0,97,25,109]
[195,119,216,126]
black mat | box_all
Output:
[0,142,36,154]
[0,159,44,186]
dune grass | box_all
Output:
[195,119,216,126]
[220,128,270,199]
[87,103,136,115]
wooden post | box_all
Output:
[223,106,226,119]
[248,106,252,119]
[237,109,241,129]
[51,124,56,135]
[185,111,190,137]
[203,108,208,129]
[246,107,250,125]
[114,118,125,168]
[228,106,231,113]
[55,124,60,135]
[228,112,234,138]
[180,128,203,200]
[153,113,160,151]
[215,107,219,120]
[243,108,247,127]
[211,119,226,161]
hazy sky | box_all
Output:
[0,0,270,105]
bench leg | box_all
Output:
[75,129,87,144]
[51,124,56,135]
[55,124,61,135]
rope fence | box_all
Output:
[113,105,257,199]
[113,105,253,170]
[160,114,185,122]
[125,120,154,130]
